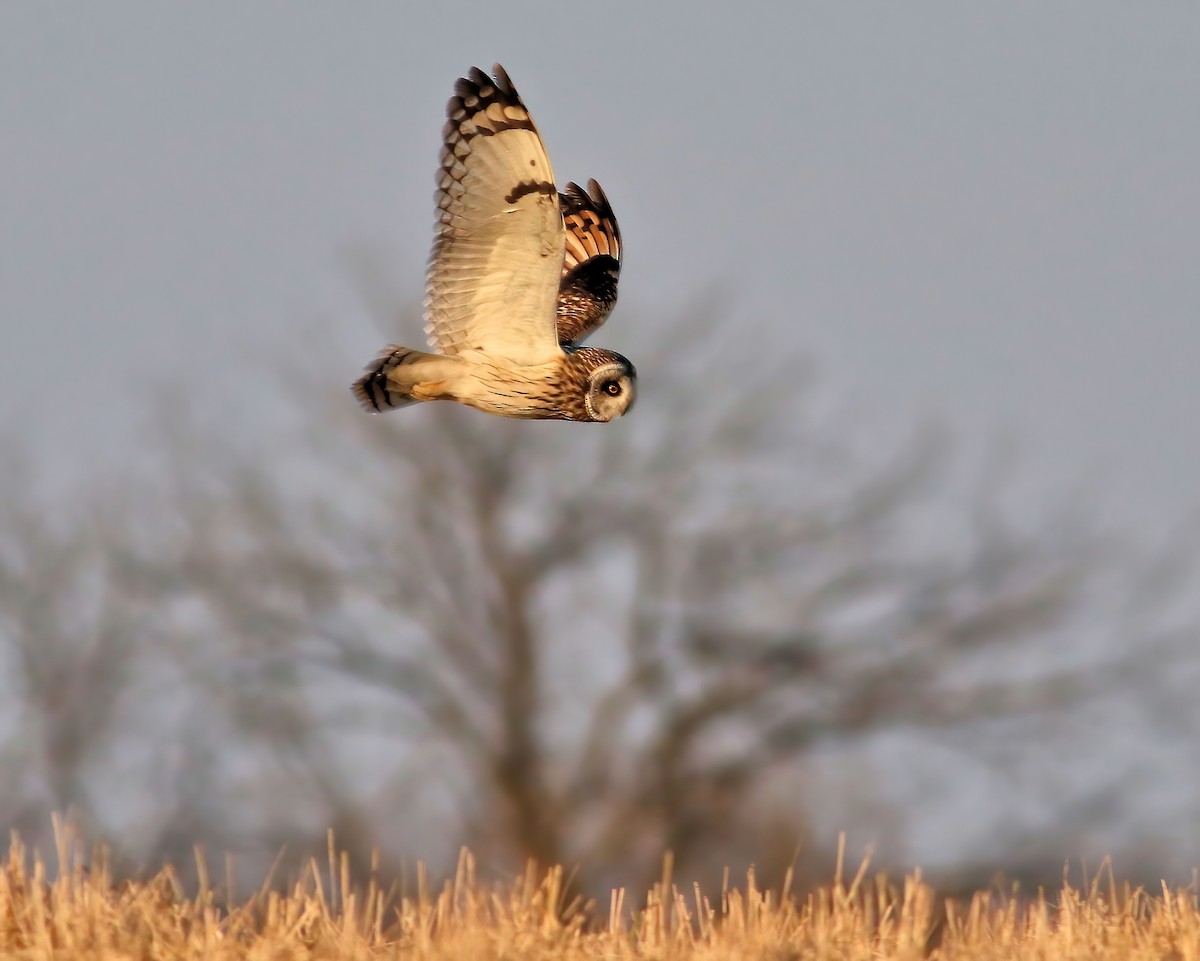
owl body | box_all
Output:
[356,345,635,422]
[352,65,635,423]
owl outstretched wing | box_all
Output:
[556,179,622,346]
[424,65,565,366]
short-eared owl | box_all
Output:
[353,64,635,422]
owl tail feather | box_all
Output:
[353,346,423,412]
[352,345,453,413]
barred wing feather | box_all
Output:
[424,65,564,365]
[556,179,622,346]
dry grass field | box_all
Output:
[1,830,1197,960]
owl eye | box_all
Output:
[603,381,622,397]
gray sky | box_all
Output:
[2,1,1199,874]
[3,3,1197,532]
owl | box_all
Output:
[353,64,635,422]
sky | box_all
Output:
[2,2,1198,535]
[1,3,1198,871]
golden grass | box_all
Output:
[1,828,1197,960]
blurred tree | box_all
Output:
[2,256,1196,891]
[93,291,1192,894]
[0,455,148,846]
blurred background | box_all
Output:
[2,3,1198,898]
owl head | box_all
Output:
[581,353,637,422]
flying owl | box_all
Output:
[353,64,635,422]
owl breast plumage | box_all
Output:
[352,64,636,423]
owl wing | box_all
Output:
[424,65,564,366]
[556,179,623,346]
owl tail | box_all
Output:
[352,345,458,413]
